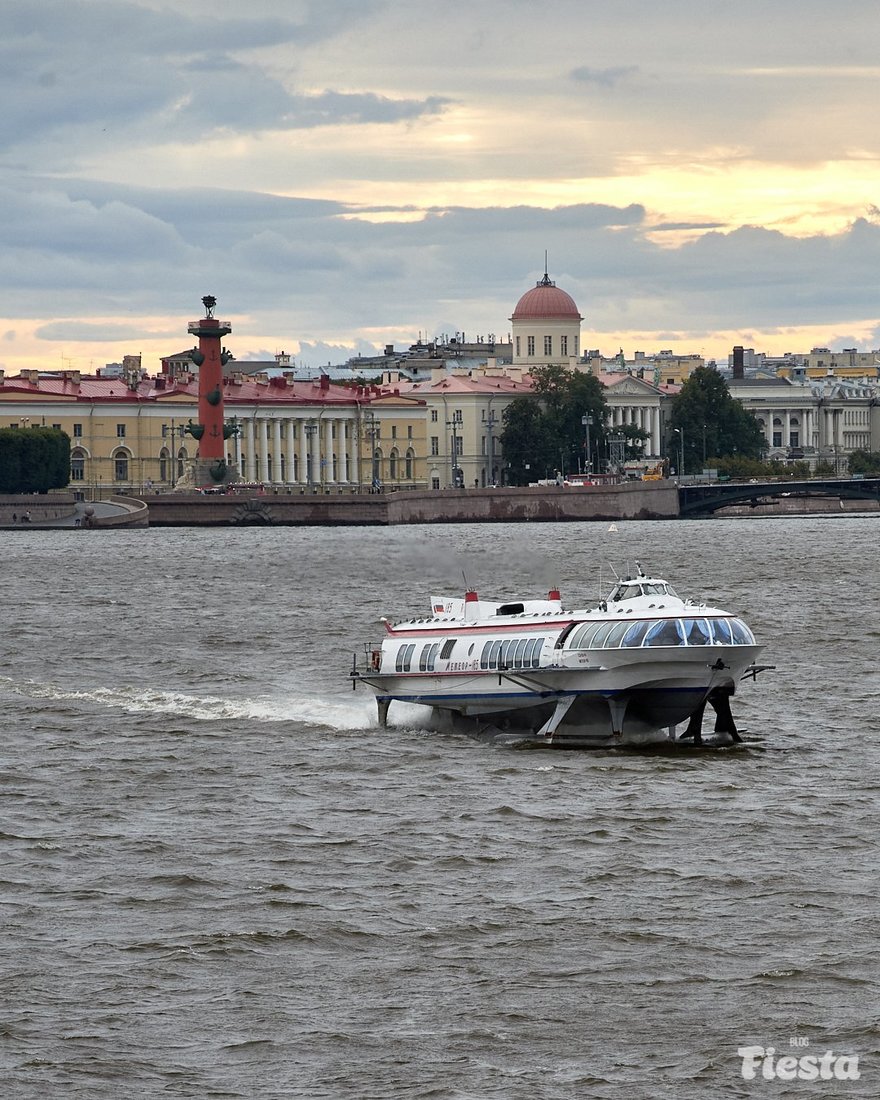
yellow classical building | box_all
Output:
[0,367,428,495]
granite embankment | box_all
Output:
[141,481,679,526]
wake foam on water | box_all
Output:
[0,674,414,731]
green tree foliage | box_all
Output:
[848,449,880,475]
[0,428,70,493]
[501,365,609,484]
[667,366,765,473]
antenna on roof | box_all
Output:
[538,250,553,287]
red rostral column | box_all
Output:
[187,295,232,462]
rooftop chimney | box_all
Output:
[732,345,744,379]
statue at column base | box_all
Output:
[173,458,245,492]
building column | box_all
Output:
[286,419,296,485]
[243,416,256,481]
[325,418,335,484]
[352,416,361,488]
[258,419,270,484]
[272,419,283,484]
[784,410,791,450]
[300,419,310,485]
[340,421,349,483]
[651,406,661,456]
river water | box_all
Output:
[1,516,878,1098]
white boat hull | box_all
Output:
[362,644,764,743]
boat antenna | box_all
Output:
[609,563,621,581]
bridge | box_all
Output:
[678,477,880,517]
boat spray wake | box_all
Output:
[0,675,414,732]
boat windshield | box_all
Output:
[610,581,676,601]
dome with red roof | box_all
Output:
[511,272,582,321]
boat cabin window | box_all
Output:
[563,616,754,649]
[567,622,604,649]
[590,621,619,648]
[610,581,678,601]
[643,619,685,647]
[439,639,456,660]
[683,618,711,646]
[419,641,442,671]
[620,620,652,647]
[497,602,525,616]
[603,621,632,648]
[729,618,755,645]
[395,643,416,671]
[480,636,544,670]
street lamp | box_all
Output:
[447,410,463,488]
[486,409,497,487]
[672,427,685,478]
[162,422,189,486]
[362,413,380,491]
[608,431,626,476]
[581,414,593,475]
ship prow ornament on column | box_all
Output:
[174,295,244,491]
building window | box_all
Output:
[116,424,126,438]
[516,336,521,357]
[407,425,413,439]
[405,448,414,479]
[389,449,398,479]
[561,335,568,355]
[70,450,85,481]
[114,453,129,481]
[431,436,439,456]
[431,409,438,422]
[74,423,84,438]
[391,425,397,440]
[527,336,535,356]
[544,335,552,355]
[432,476,440,489]
[52,423,61,431]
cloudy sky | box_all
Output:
[2,0,880,373]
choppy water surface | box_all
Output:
[1,517,878,1098]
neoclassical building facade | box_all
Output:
[0,368,428,495]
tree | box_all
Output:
[0,428,71,493]
[848,449,880,475]
[500,365,609,484]
[667,366,765,474]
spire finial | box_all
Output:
[538,252,554,288]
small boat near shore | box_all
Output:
[350,564,770,748]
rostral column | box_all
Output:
[176,295,241,488]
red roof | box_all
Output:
[511,274,582,321]
[0,373,422,407]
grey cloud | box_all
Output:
[0,0,443,156]
[34,321,179,342]
[2,175,880,353]
[570,65,639,88]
